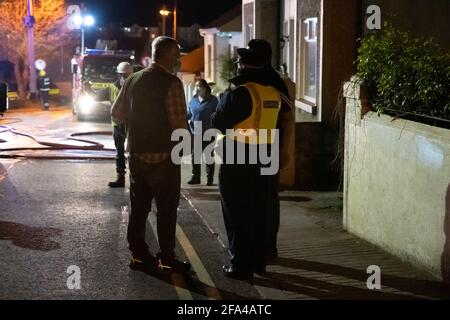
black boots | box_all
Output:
[187,176,201,185]
[187,176,214,186]
[108,173,125,188]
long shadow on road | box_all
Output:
[257,257,450,300]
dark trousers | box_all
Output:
[113,124,126,174]
[191,139,215,179]
[40,90,49,109]
[219,163,278,272]
[266,175,280,258]
[127,156,181,260]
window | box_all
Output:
[298,17,318,106]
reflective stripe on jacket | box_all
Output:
[231,82,281,144]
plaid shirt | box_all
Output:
[111,63,187,164]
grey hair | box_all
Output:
[151,36,179,61]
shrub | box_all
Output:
[356,23,450,119]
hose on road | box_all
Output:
[0,123,116,160]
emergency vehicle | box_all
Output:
[71,49,135,121]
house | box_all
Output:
[242,0,360,190]
[199,4,242,91]
[243,0,449,190]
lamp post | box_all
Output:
[159,7,170,36]
[173,0,177,40]
[25,0,37,97]
[73,14,95,55]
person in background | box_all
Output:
[187,79,218,186]
[38,70,51,110]
[84,61,134,188]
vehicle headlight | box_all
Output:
[78,95,95,114]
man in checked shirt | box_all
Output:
[111,36,191,274]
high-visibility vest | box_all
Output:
[109,83,121,126]
[230,82,281,144]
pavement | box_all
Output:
[180,164,450,300]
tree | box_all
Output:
[0,0,79,99]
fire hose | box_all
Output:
[0,121,116,160]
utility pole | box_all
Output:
[25,0,37,98]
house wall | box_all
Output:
[243,0,279,64]
[203,33,215,84]
[293,0,360,190]
[343,79,450,280]
[281,0,297,80]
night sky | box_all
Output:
[80,0,241,27]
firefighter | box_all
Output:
[38,70,51,110]
[211,44,292,279]
[108,62,134,187]
[84,61,133,187]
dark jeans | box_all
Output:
[191,138,215,179]
[127,156,181,260]
[113,125,126,174]
[40,90,49,109]
[219,163,278,272]
[266,175,280,258]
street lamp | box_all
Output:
[159,7,170,36]
[73,14,95,55]
[159,1,178,39]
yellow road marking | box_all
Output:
[175,224,221,300]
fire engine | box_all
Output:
[71,49,135,121]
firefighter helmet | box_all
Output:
[116,62,133,74]
[39,70,46,77]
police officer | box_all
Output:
[247,39,294,263]
[211,44,292,279]
[38,70,51,110]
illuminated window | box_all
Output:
[299,17,318,104]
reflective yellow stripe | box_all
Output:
[7,92,18,99]
[231,82,281,144]
[91,82,112,89]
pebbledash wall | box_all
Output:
[343,78,450,280]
